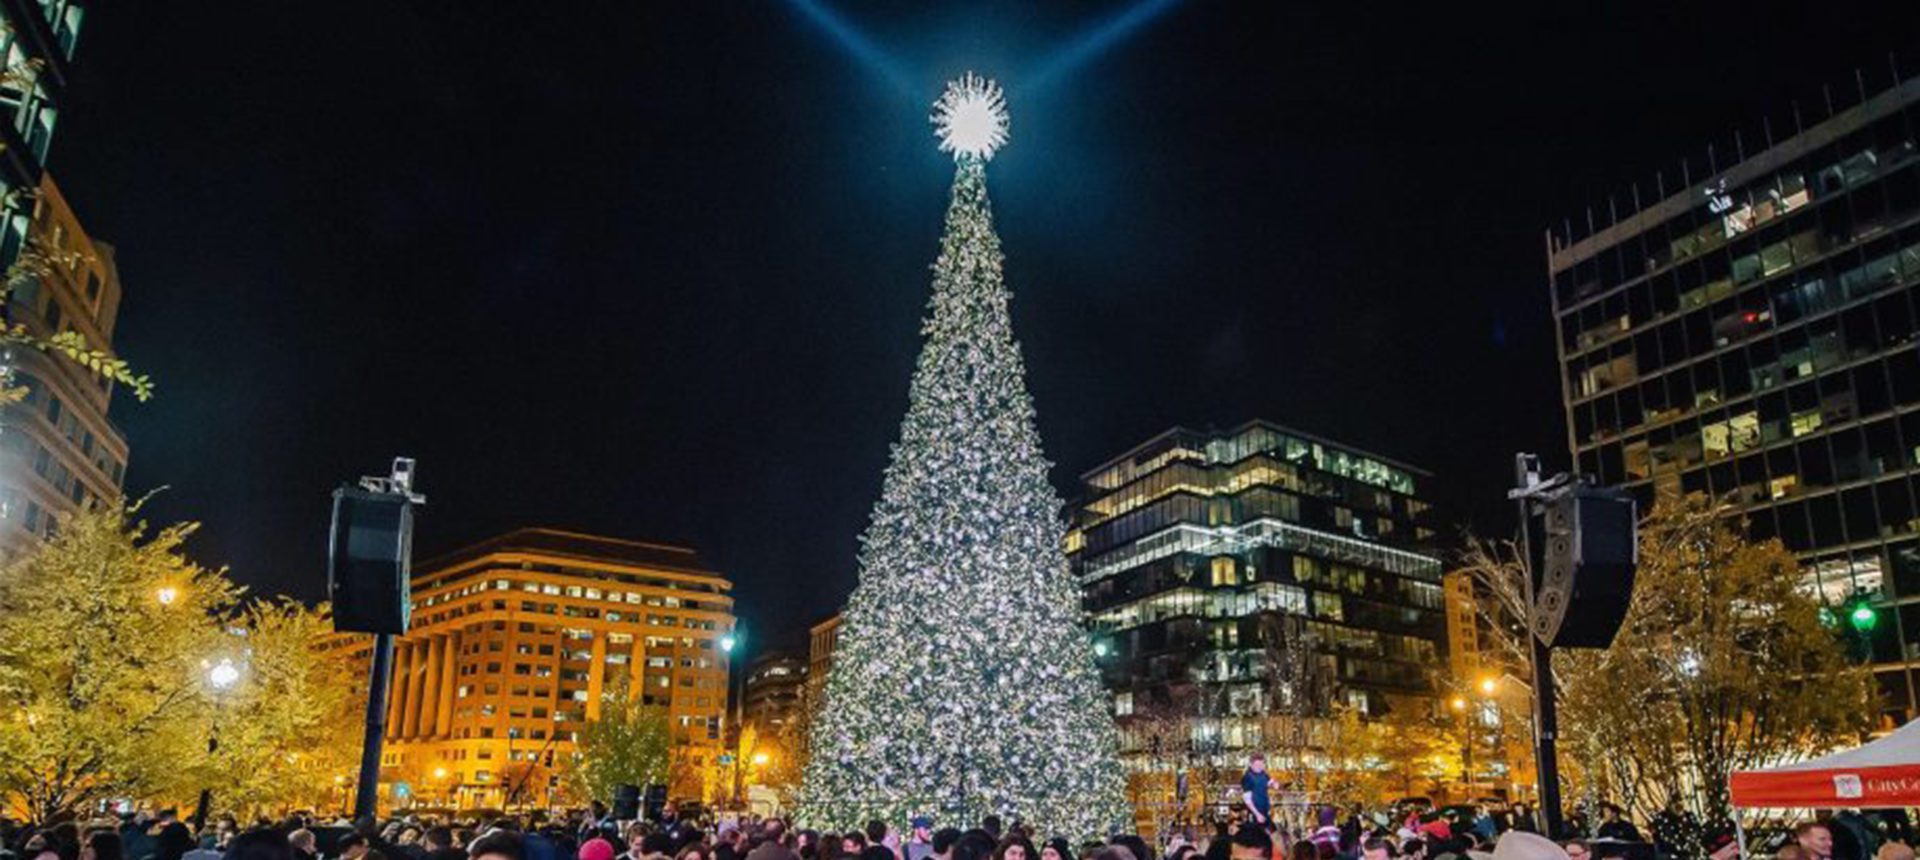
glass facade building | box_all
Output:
[1066,421,1445,767]
[1548,72,1920,718]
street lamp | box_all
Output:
[157,585,179,606]
[752,752,769,767]
[192,657,243,834]
[1478,676,1497,696]
[1451,696,1467,711]
[721,626,748,808]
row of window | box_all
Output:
[1080,452,1425,526]
[1555,101,1920,308]
[1573,284,1920,449]
[1086,425,1418,497]
[417,575,729,615]
[1569,225,1920,406]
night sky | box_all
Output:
[46,2,1920,653]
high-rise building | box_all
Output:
[0,0,84,265]
[369,528,736,807]
[1066,421,1446,765]
[1,177,129,548]
[742,652,807,732]
[0,2,129,553]
[1546,72,1920,717]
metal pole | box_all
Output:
[354,632,395,825]
[1514,454,1564,838]
[191,723,217,834]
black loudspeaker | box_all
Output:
[643,783,667,821]
[612,783,640,819]
[328,487,414,634]
[1533,484,1638,649]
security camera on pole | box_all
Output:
[328,457,425,826]
[1509,453,1637,837]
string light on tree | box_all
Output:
[796,74,1126,838]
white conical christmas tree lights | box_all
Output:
[795,75,1127,838]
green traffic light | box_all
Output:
[1851,603,1879,632]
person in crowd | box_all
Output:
[1490,832,1567,860]
[1595,808,1640,843]
[336,834,370,860]
[1039,839,1071,860]
[747,821,796,860]
[839,835,868,860]
[905,820,935,860]
[1560,841,1587,860]
[929,831,962,860]
[225,830,295,860]
[1780,847,1813,860]
[1287,840,1314,860]
[1107,838,1148,860]
[861,824,894,860]
[795,832,821,860]
[148,812,193,860]
[1228,826,1272,860]
[716,828,746,860]
[580,837,617,860]
[950,832,996,860]
[286,832,316,860]
[419,830,461,860]
[467,833,524,860]
[1360,840,1390,860]
[80,831,123,860]
[991,837,1034,860]
[677,845,714,860]
[634,834,675,860]
[979,826,1002,847]
[1876,843,1915,860]
[1796,824,1835,860]
[1240,755,1272,832]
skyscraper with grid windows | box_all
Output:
[1548,70,1920,718]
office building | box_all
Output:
[742,652,807,731]
[0,177,128,548]
[370,528,735,807]
[1066,421,1446,768]
[807,613,840,694]
[1547,71,1920,716]
[0,2,131,553]
[0,0,83,267]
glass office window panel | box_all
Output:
[1844,486,1880,543]
[1879,480,1916,539]
[1809,495,1845,547]
[1893,540,1920,598]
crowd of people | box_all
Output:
[0,752,1911,860]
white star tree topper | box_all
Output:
[932,72,1009,161]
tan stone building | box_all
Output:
[806,613,840,695]
[0,176,131,550]
[365,528,735,808]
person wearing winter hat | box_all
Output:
[1490,832,1567,860]
[581,839,618,860]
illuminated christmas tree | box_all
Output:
[796,75,1127,838]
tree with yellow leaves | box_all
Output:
[0,502,232,821]
[1557,498,1874,827]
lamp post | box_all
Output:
[191,657,242,835]
[1451,695,1473,793]
[720,629,748,808]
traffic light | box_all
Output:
[1849,599,1879,633]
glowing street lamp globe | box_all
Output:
[207,658,241,690]
[932,73,1009,161]
[156,586,179,606]
[720,634,738,653]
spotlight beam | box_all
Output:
[784,0,915,97]
[1025,0,1184,92]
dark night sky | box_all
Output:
[46,2,1920,654]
